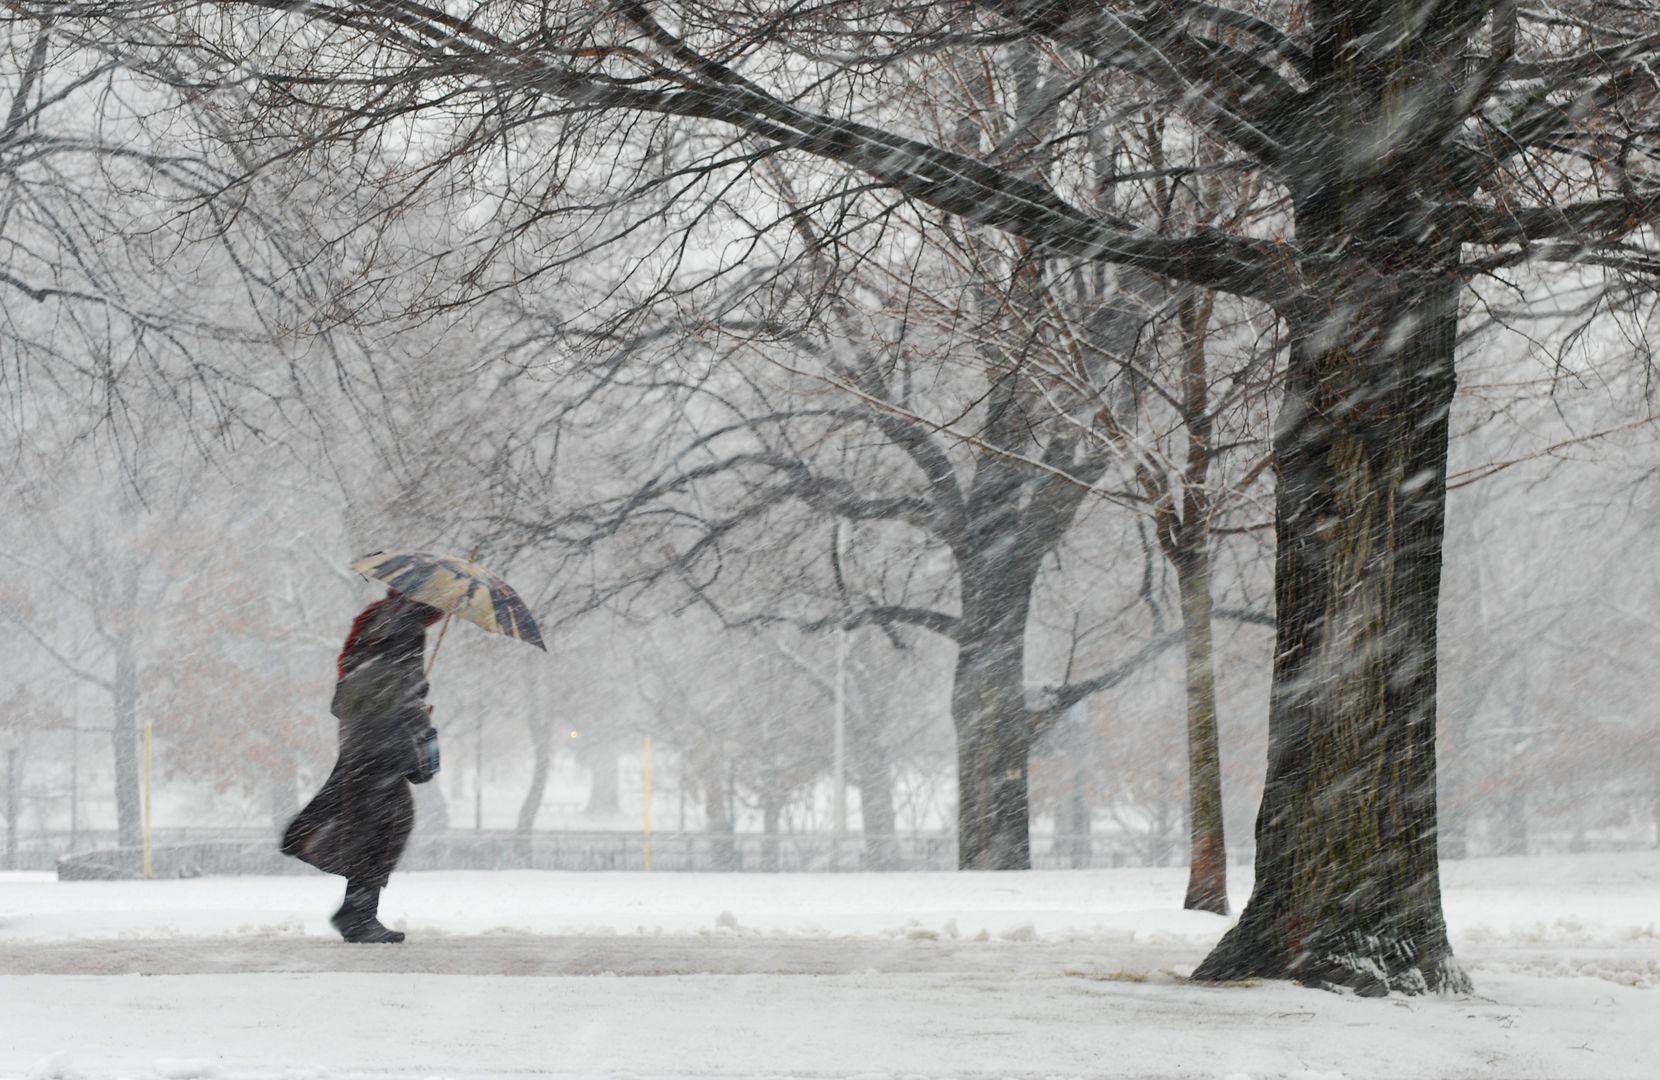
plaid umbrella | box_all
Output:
[349,551,546,656]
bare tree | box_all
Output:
[21,0,1660,993]
[1016,119,1280,911]
[1,444,218,844]
[630,617,834,869]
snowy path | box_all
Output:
[0,934,1199,977]
[4,945,1654,1080]
[0,932,1652,986]
[3,855,1657,1080]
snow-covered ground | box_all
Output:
[2,853,1656,1080]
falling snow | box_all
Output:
[3,1,1659,1077]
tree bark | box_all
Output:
[953,578,1036,871]
[1194,263,1468,994]
[1177,546,1228,914]
[956,713,1031,871]
[1193,0,1481,989]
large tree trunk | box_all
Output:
[956,712,1031,870]
[1194,263,1468,994]
[1194,0,1477,989]
[953,579,1036,870]
[1177,545,1228,914]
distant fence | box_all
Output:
[29,823,1657,880]
[45,828,1157,879]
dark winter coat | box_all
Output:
[281,597,441,887]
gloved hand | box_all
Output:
[406,726,441,784]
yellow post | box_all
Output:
[642,736,653,872]
[426,543,481,677]
[142,722,153,881]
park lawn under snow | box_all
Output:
[1,853,1657,1080]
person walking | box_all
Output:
[282,592,444,943]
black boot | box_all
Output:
[331,880,406,944]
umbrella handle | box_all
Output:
[425,543,479,677]
[426,613,454,676]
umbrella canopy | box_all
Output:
[350,551,546,651]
